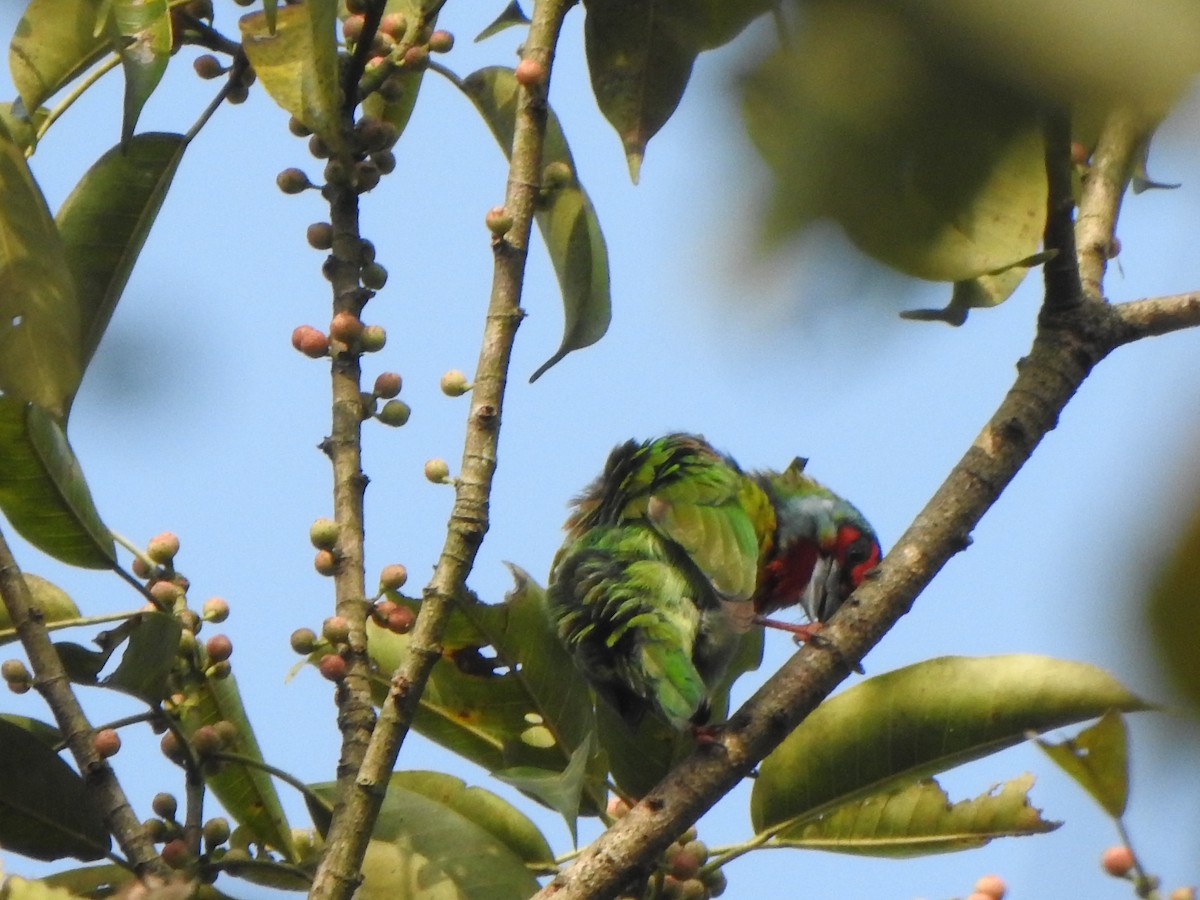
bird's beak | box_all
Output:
[801,556,842,622]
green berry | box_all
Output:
[147,531,181,564]
[152,792,178,820]
[542,160,573,189]
[310,518,339,549]
[360,324,387,352]
[485,206,513,236]
[377,399,410,427]
[193,54,226,79]
[361,262,388,290]
[424,458,451,483]
[202,597,229,623]
[290,627,318,654]
[439,369,471,396]
[203,817,231,848]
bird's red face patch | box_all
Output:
[835,524,881,591]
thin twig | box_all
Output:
[1041,108,1084,311]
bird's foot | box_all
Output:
[687,722,726,747]
[755,616,824,644]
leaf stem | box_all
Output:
[27,55,122,156]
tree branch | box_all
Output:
[534,103,1195,900]
[306,2,576,897]
[0,529,169,879]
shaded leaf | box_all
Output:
[0,717,109,862]
[494,732,594,846]
[772,774,1058,856]
[1036,709,1129,818]
[8,0,110,116]
[359,0,432,140]
[0,574,81,644]
[460,67,610,381]
[751,655,1148,833]
[0,398,115,569]
[0,715,62,749]
[174,672,295,860]
[39,865,239,900]
[899,253,1050,326]
[0,122,83,416]
[240,3,341,139]
[112,0,171,143]
[56,132,188,384]
[1147,488,1200,717]
[54,641,108,684]
[311,773,548,899]
[0,103,48,154]
[102,611,181,703]
[474,1,530,42]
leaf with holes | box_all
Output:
[1036,709,1129,818]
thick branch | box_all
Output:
[306,2,575,898]
[0,530,169,878]
[535,102,1196,900]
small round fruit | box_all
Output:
[356,117,397,153]
[373,372,402,399]
[276,167,311,194]
[290,627,318,654]
[147,531,181,564]
[360,324,387,352]
[439,369,471,396]
[606,796,630,819]
[322,616,351,644]
[372,150,396,174]
[402,44,429,69]
[132,556,152,579]
[361,262,388,290]
[1070,141,1090,166]
[205,634,233,663]
[386,606,415,634]
[514,58,546,87]
[309,518,340,550]
[319,653,348,682]
[152,792,178,820]
[150,580,184,606]
[378,563,408,590]
[93,728,122,758]
[379,12,407,40]
[341,14,365,43]
[377,399,411,427]
[973,874,1006,899]
[314,549,338,576]
[307,222,334,250]
[291,325,330,359]
[288,116,312,137]
[203,816,231,848]
[330,311,364,344]
[2,658,31,685]
[428,30,454,53]
[424,458,451,483]
[161,838,193,869]
[355,160,382,193]
[193,54,226,79]
[160,731,188,764]
[226,82,250,104]
[485,206,513,236]
[373,599,399,623]
[1102,845,1135,877]
[542,160,573,189]
[202,597,229,623]
[192,724,223,756]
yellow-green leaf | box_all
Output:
[1147,487,1200,718]
[112,0,172,143]
[1036,709,1129,818]
[239,1,341,138]
[9,0,110,116]
[0,574,82,643]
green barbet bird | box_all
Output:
[547,433,881,731]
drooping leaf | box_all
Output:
[174,672,296,860]
[8,0,111,116]
[0,574,82,643]
[770,773,1058,856]
[494,732,594,846]
[474,1,530,42]
[460,67,610,381]
[102,611,181,702]
[0,398,115,569]
[1036,709,1129,818]
[582,0,773,179]
[56,132,188,384]
[366,571,608,818]
[0,717,110,862]
[310,773,549,899]
[751,655,1149,834]
[1147,489,1200,717]
[0,122,83,417]
[112,0,171,143]
[899,253,1050,326]
[240,2,341,139]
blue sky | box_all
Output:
[2,4,1199,898]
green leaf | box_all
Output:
[56,133,188,382]
[112,0,171,143]
[0,398,116,569]
[102,611,181,702]
[1147,489,1200,717]
[1036,709,1129,818]
[474,1,530,42]
[311,773,549,899]
[771,773,1058,856]
[0,574,82,643]
[0,102,48,154]
[0,715,63,749]
[239,2,341,139]
[359,1,432,140]
[174,672,296,860]
[39,865,241,900]
[494,732,594,846]
[8,0,110,116]
[0,121,83,417]
[751,655,1149,834]
[460,67,611,381]
[0,717,110,862]
[366,571,608,818]
[899,253,1051,326]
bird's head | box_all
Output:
[755,460,882,623]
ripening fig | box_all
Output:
[150,580,184,606]
[202,597,229,623]
[288,116,312,137]
[973,874,1006,899]
[193,54,226,79]
[147,531,181,564]
[131,556,152,579]
[386,606,415,634]
[203,817,231,848]
[439,369,471,396]
[290,627,318,654]
[276,167,312,194]
[152,792,178,820]
[2,658,31,686]
[308,134,331,159]
[372,150,396,174]
[361,262,388,290]
[305,221,332,250]
[373,599,399,623]
[428,30,454,53]
[485,206,513,236]
[310,518,339,549]
[515,58,546,87]
[361,324,387,352]
[1102,846,1135,877]
[160,731,187,764]
[322,616,351,644]
[341,14,365,43]
[355,160,382,193]
[292,325,330,359]
[379,12,407,40]
[93,728,122,759]
[424,458,451,483]
[192,724,223,757]
[319,654,347,682]
[205,634,233,663]
[378,563,408,590]
[330,311,364,344]
[373,372,402,399]
[402,44,429,69]
[161,838,193,869]
[377,399,411,427]
[314,549,338,576]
